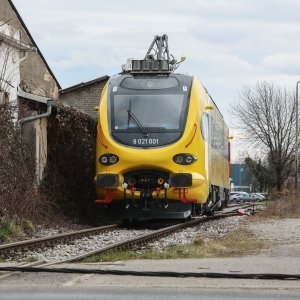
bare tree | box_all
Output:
[231,82,296,190]
[0,20,20,104]
[0,44,19,99]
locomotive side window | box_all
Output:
[201,112,209,141]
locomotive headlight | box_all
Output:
[100,156,108,164]
[109,155,118,164]
[173,154,197,165]
[174,155,184,164]
[99,154,119,165]
[185,156,193,164]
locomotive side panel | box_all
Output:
[206,94,230,190]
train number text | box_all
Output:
[133,138,159,145]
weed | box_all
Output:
[82,229,263,263]
[18,218,34,232]
[264,190,300,217]
[0,217,24,243]
[24,256,39,263]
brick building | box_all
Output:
[59,76,109,119]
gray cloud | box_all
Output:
[12,0,300,159]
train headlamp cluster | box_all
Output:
[173,153,197,165]
[99,154,119,166]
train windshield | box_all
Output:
[112,94,185,131]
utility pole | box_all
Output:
[296,81,300,189]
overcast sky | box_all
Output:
[13,0,300,159]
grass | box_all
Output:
[0,217,34,244]
[24,256,39,263]
[264,190,300,218]
[82,229,263,263]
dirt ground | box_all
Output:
[243,217,300,257]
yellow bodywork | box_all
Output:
[95,76,230,203]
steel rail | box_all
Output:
[61,203,260,264]
[0,203,258,267]
[0,224,119,253]
[48,207,254,265]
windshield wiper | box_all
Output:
[127,100,148,137]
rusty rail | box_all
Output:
[0,224,119,253]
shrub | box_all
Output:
[0,103,53,222]
[265,189,300,217]
[42,104,100,222]
[0,101,105,235]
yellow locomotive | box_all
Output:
[95,35,230,220]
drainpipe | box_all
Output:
[19,100,53,124]
[18,87,54,124]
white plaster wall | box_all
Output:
[0,22,21,105]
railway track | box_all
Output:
[49,213,237,265]
[0,224,119,254]
[45,204,259,265]
[0,203,259,267]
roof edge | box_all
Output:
[8,0,61,89]
[59,75,109,94]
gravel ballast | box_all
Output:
[5,228,155,263]
[4,216,246,262]
[135,216,244,253]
